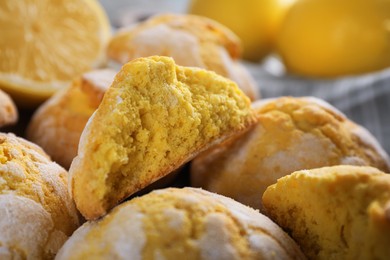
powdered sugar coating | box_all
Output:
[82,69,116,94]
[56,188,305,259]
[0,133,79,259]
[198,213,239,260]
[56,204,146,260]
[193,96,390,212]
[0,195,67,259]
[163,208,186,230]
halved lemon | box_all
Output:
[0,0,111,107]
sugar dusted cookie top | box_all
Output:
[263,165,390,260]
[69,56,256,220]
[0,133,79,259]
[56,187,306,260]
[108,13,241,64]
[107,13,259,100]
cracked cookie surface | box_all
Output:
[191,97,390,209]
[0,133,79,259]
[263,165,390,260]
[56,187,306,260]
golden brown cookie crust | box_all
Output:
[263,165,390,260]
[26,69,116,169]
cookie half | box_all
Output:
[69,56,256,220]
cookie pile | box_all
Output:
[1,3,390,259]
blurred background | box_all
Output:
[98,0,390,153]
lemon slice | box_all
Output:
[0,0,111,107]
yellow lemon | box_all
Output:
[188,0,296,61]
[276,0,390,77]
[0,0,111,107]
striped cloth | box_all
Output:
[245,59,390,154]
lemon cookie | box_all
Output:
[0,133,79,259]
[26,69,116,169]
[56,187,306,260]
[263,165,390,260]
[69,56,256,220]
[191,97,390,209]
[107,14,259,100]
[0,89,17,127]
